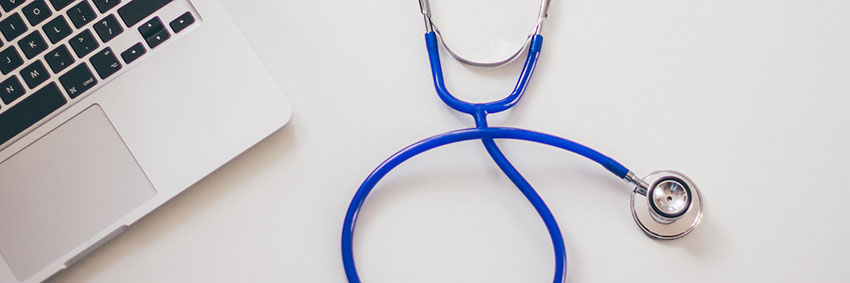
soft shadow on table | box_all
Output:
[655,205,723,262]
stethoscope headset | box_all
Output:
[341,1,704,282]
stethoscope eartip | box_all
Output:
[630,170,703,240]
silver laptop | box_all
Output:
[0,0,292,282]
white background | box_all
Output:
[50,0,850,282]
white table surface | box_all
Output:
[50,0,850,282]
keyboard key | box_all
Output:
[145,28,169,49]
[20,60,50,89]
[0,75,25,104]
[17,31,48,59]
[90,47,121,79]
[139,17,169,49]
[0,13,27,42]
[59,63,97,98]
[0,46,22,74]
[118,0,172,27]
[92,0,120,13]
[138,16,162,36]
[67,1,96,28]
[50,0,75,11]
[23,0,53,26]
[0,0,24,12]
[45,44,74,73]
[0,83,67,145]
[169,12,194,34]
[43,16,73,44]
[120,42,145,64]
[69,29,98,57]
[93,14,123,42]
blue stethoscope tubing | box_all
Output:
[341,32,633,283]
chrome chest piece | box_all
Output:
[628,170,703,240]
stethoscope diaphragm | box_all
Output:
[630,170,703,240]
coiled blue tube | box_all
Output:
[341,127,629,282]
[473,113,568,282]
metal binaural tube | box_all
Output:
[418,0,434,32]
[416,0,553,67]
[534,0,552,34]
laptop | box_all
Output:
[0,0,292,282]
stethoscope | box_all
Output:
[341,1,704,282]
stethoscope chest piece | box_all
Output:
[630,170,703,240]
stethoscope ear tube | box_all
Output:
[417,0,552,67]
[424,32,545,116]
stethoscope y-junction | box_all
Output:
[341,1,704,282]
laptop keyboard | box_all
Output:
[0,0,197,146]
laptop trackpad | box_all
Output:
[0,105,156,281]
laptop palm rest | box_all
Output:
[0,105,156,281]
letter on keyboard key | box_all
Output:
[20,60,50,89]
[0,82,67,146]
[23,0,54,26]
[0,75,25,104]
[0,13,27,42]
[118,0,172,27]
[90,47,122,79]
[59,63,98,99]
[0,0,25,12]
[17,31,48,59]
[21,60,50,89]
[43,16,73,44]
[0,46,23,75]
